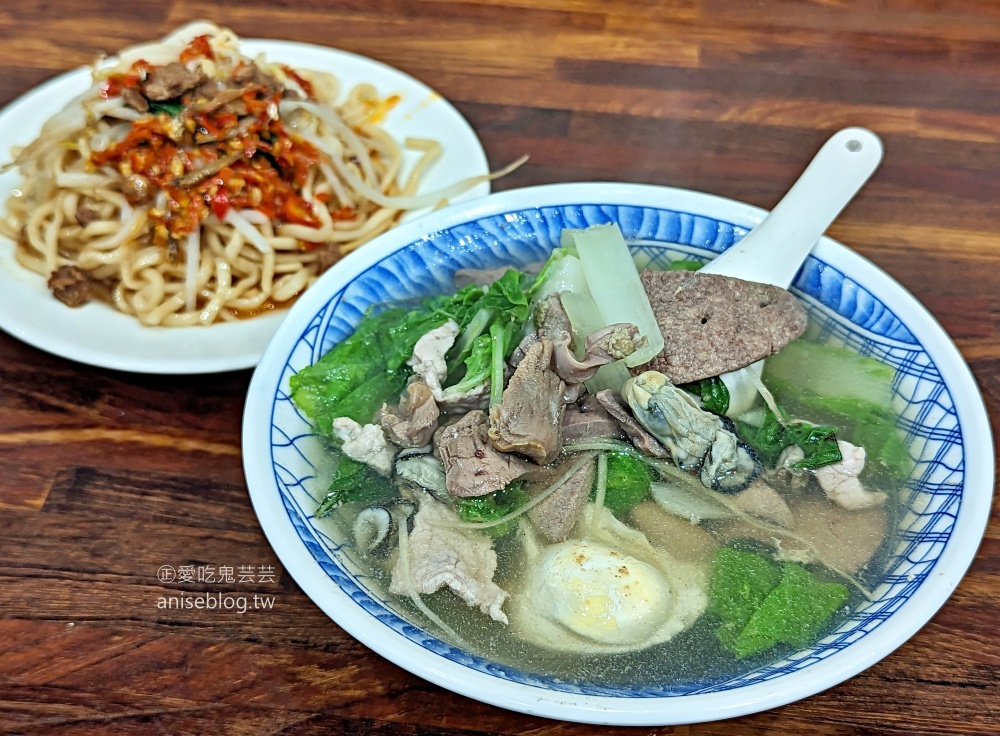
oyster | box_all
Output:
[621,371,761,493]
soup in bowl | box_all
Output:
[241,182,992,725]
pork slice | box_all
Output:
[119,86,149,113]
[595,389,670,459]
[48,265,91,308]
[562,395,623,442]
[729,479,794,528]
[488,339,565,464]
[527,456,595,543]
[231,61,282,92]
[390,496,508,623]
[435,410,533,498]
[407,320,459,395]
[379,380,440,448]
[813,441,887,510]
[141,62,205,101]
[74,206,101,226]
[332,418,395,476]
[636,270,808,384]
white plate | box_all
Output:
[0,40,490,374]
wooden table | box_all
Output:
[1,2,997,734]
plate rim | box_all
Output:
[242,181,995,725]
[0,38,490,374]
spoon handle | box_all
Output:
[701,127,883,287]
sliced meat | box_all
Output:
[331,418,396,476]
[141,62,205,101]
[186,86,245,114]
[313,242,341,274]
[561,395,623,443]
[636,270,808,384]
[122,174,152,205]
[119,86,149,113]
[74,206,101,226]
[778,443,886,510]
[47,265,91,307]
[595,389,670,459]
[527,456,595,543]
[379,380,440,448]
[435,410,533,497]
[232,61,282,92]
[389,495,508,623]
[630,501,720,564]
[729,479,794,528]
[813,441,887,510]
[488,339,565,464]
[190,77,226,101]
[407,320,460,396]
[714,495,887,574]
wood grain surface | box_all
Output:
[1,1,998,734]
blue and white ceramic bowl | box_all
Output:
[242,183,993,725]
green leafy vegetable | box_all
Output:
[479,269,532,325]
[593,452,654,515]
[738,410,843,469]
[445,270,534,401]
[291,269,536,436]
[731,563,850,657]
[454,481,529,538]
[488,321,515,407]
[446,307,492,378]
[682,376,730,415]
[708,548,849,658]
[290,306,416,434]
[149,101,184,116]
[708,548,782,649]
[315,455,396,517]
[528,247,579,300]
[763,339,913,478]
[449,333,492,394]
[765,339,895,409]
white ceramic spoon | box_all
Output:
[699,127,884,415]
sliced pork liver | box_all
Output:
[636,270,808,383]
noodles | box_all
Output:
[0,22,521,326]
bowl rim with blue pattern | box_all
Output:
[242,182,994,725]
